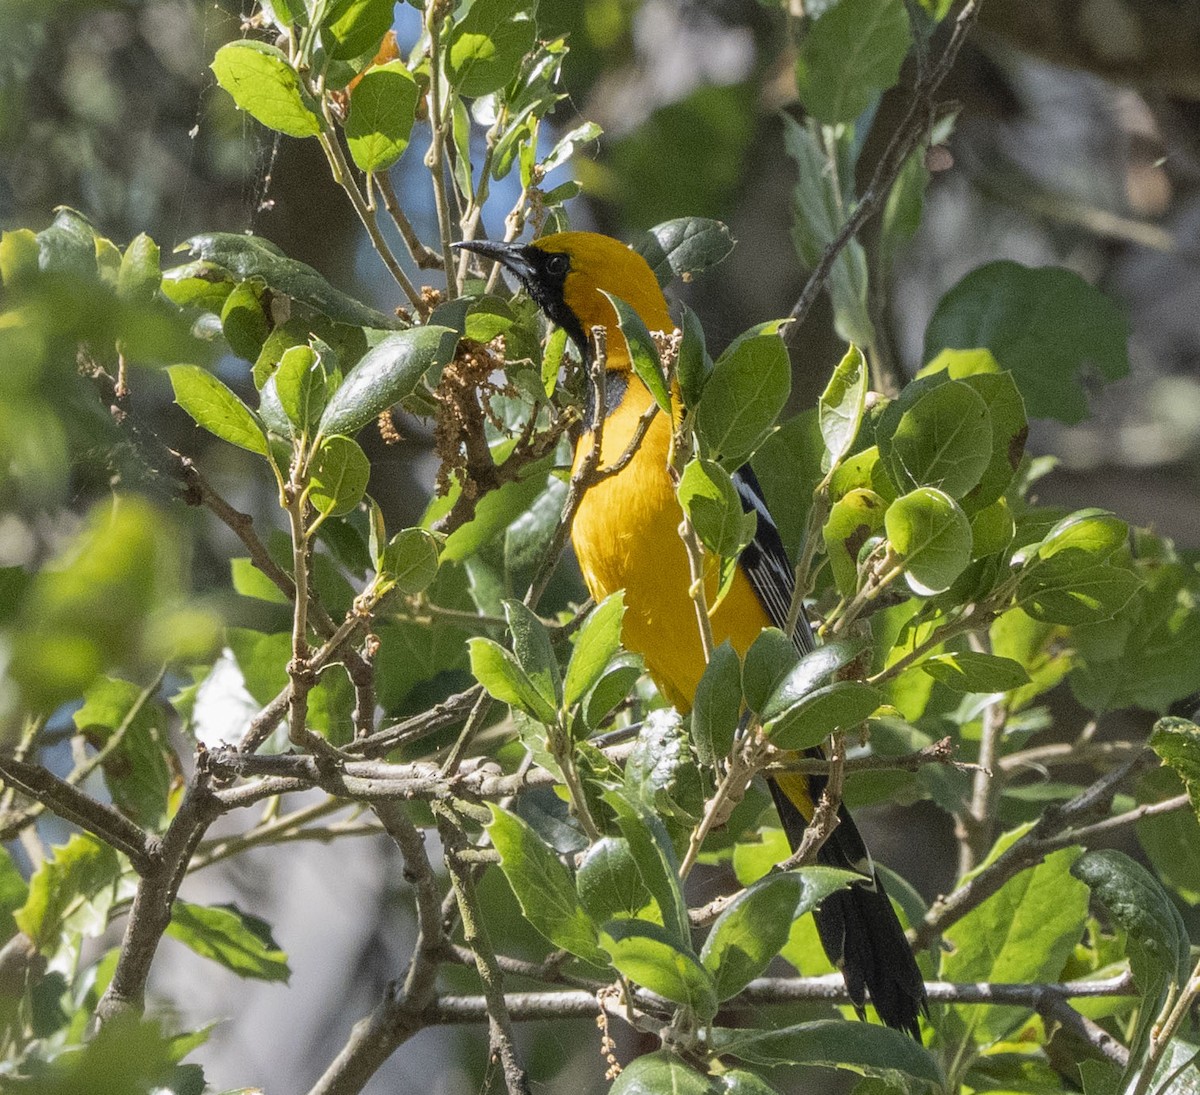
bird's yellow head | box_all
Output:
[453,231,672,370]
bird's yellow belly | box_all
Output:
[570,384,768,712]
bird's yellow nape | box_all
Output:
[533,232,673,367]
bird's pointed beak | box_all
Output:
[452,238,534,282]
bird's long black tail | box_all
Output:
[767,774,928,1039]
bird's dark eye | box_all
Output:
[545,252,569,276]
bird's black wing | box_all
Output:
[732,463,928,1040]
[732,465,815,655]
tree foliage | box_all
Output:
[1,2,1199,1094]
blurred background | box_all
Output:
[3,0,1199,1090]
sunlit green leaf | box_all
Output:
[925,261,1129,423]
[211,40,321,138]
[169,365,270,456]
[308,434,370,517]
[696,334,791,468]
[167,901,291,982]
[487,804,604,963]
[345,61,419,172]
[885,487,972,595]
[795,0,912,125]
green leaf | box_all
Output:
[486,804,604,963]
[319,325,459,435]
[381,527,440,594]
[819,343,868,469]
[540,120,603,176]
[942,831,1089,1042]
[601,291,670,413]
[221,280,270,361]
[763,680,881,750]
[504,598,561,713]
[444,0,537,98]
[582,652,643,732]
[678,458,755,558]
[604,790,689,945]
[624,710,703,827]
[36,206,99,277]
[701,874,804,1000]
[1137,767,1200,906]
[925,260,1130,423]
[431,460,556,562]
[823,488,887,597]
[323,0,394,60]
[887,379,992,499]
[308,434,370,516]
[741,628,801,715]
[884,487,972,595]
[231,557,289,604]
[718,1072,783,1095]
[1028,508,1128,563]
[576,837,653,924]
[160,259,236,312]
[117,233,161,303]
[0,848,29,942]
[15,834,121,952]
[795,0,912,125]
[695,334,791,468]
[183,232,401,329]
[599,920,718,1019]
[692,640,742,767]
[633,217,736,288]
[753,409,826,562]
[920,651,1030,694]
[210,40,321,138]
[610,1051,717,1095]
[676,303,711,410]
[166,901,291,982]
[1071,849,1190,1069]
[467,636,555,723]
[958,370,1028,512]
[1017,551,1140,625]
[168,365,270,456]
[564,592,625,709]
[273,344,327,434]
[74,676,173,830]
[345,61,419,172]
[0,227,39,286]
[711,1020,942,1085]
[759,639,866,722]
[1150,717,1200,818]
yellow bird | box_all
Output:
[455,231,927,1037]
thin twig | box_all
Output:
[315,118,425,315]
[0,756,157,874]
[376,172,442,269]
[435,804,530,1094]
[782,0,984,344]
[913,751,1163,949]
[418,970,1136,1025]
[779,730,848,870]
[522,328,609,610]
[424,6,458,297]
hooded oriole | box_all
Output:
[455,231,927,1037]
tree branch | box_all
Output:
[783,0,984,345]
[0,755,157,874]
[96,751,224,1023]
[913,751,1163,949]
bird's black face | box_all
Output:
[452,240,589,355]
